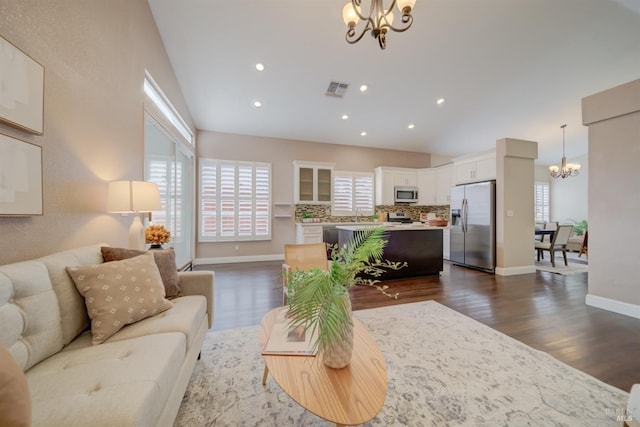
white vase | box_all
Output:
[322,297,354,369]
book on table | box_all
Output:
[262,308,318,356]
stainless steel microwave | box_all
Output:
[394,186,419,203]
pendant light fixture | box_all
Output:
[342,0,417,50]
[549,124,581,179]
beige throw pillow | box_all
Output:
[101,246,182,298]
[67,252,173,345]
[0,344,31,427]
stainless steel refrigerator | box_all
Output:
[449,180,496,273]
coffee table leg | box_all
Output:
[262,365,269,385]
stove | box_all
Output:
[388,212,412,223]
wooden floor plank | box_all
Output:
[196,260,640,392]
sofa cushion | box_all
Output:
[38,245,104,345]
[66,252,173,345]
[0,260,64,370]
[0,343,31,427]
[61,296,207,354]
[101,247,182,298]
[26,333,185,427]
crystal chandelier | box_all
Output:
[342,0,417,50]
[549,124,581,179]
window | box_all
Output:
[144,71,195,268]
[332,171,374,216]
[534,182,550,222]
[144,72,193,146]
[200,159,271,241]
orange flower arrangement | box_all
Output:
[145,224,171,244]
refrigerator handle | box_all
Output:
[462,198,468,233]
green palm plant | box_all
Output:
[285,226,406,362]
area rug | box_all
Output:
[535,258,589,275]
[175,301,626,426]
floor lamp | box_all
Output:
[107,181,161,250]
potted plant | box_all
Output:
[285,226,406,368]
[569,219,588,236]
[145,224,171,249]
[301,212,313,223]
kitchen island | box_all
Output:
[336,224,444,279]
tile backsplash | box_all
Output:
[295,204,450,223]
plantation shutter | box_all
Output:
[332,172,374,216]
[200,160,217,237]
[255,164,270,237]
[534,182,550,222]
[333,173,354,214]
[354,174,374,212]
[148,159,170,226]
[199,159,271,241]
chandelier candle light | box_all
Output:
[343,0,417,49]
[549,124,581,179]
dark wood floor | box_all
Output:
[195,260,640,393]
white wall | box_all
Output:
[582,78,640,318]
[0,1,192,265]
[549,154,588,225]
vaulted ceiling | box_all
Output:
[148,0,640,164]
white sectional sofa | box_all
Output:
[0,244,214,427]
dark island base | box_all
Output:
[338,228,443,280]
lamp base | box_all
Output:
[128,214,146,251]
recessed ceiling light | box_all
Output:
[436,98,445,105]
[408,123,415,129]
[255,63,265,71]
[360,84,368,92]
[341,114,349,120]
[253,101,262,107]
[360,131,367,136]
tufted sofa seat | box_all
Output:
[0,244,214,427]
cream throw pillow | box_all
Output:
[67,252,173,345]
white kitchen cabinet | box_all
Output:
[295,224,323,244]
[434,164,453,205]
[417,169,436,205]
[374,167,418,205]
[453,152,496,184]
[294,161,334,204]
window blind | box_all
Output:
[332,172,374,216]
[199,159,271,241]
[534,182,550,222]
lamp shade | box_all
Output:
[107,181,161,213]
[343,2,360,25]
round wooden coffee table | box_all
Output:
[259,307,387,426]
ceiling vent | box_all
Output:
[326,81,349,98]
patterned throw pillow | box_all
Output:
[100,246,182,298]
[67,252,173,345]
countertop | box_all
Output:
[336,223,449,231]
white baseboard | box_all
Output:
[585,294,640,320]
[193,254,284,266]
[495,265,536,276]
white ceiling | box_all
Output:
[148,0,640,164]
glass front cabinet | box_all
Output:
[293,161,334,204]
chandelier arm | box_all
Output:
[385,14,413,33]
[346,19,375,44]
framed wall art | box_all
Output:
[0,133,43,216]
[0,35,44,135]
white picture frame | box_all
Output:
[0,35,44,135]
[0,133,43,216]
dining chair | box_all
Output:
[282,242,329,304]
[578,230,588,258]
[535,224,572,267]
